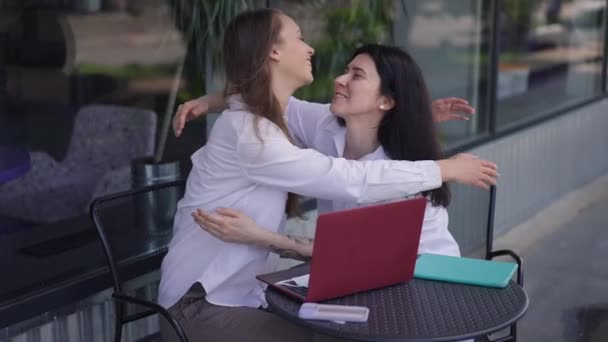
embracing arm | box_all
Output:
[173,93,227,137]
[237,121,497,204]
[265,234,313,261]
[174,93,475,142]
[173,93,331,147]
[431,97,475,122]
[193,208,313,261]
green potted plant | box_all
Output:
[295,1,395,102]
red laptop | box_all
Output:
[257,197,426,302]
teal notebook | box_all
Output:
[414,253,518,288]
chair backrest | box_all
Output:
[65,105,157,187]
[66,104,156,167]
[0,105,157,224]
[90,180,185,311]
[447,185,496,259]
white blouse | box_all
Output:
[158,96,443,309]
[286,97,460,257]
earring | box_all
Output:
[379,105,385,110]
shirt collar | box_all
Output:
[227,94,246,111]
[328,122,387,160]
[359,146,389,161]
[228,94,289,119]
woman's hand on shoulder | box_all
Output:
[173,97,210,137]
[432,97,475,123]
[174,93,228,136]
[192,208,268,246]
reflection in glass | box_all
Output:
[395,0,490,144]
[0,0,189,225]
[496,0,605,127]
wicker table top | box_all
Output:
[267,278,528,342]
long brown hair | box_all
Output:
[222,8,299,216]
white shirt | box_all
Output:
[286,97,460,257]
[158,95,443,309]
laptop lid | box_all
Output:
[257,197,426,302]
[306,197,426,302]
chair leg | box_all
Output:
[511,323,517,341]
[486,323,517,342]
[114,302,124,342]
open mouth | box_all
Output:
[333,91,348,99]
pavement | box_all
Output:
[494,172,608,342]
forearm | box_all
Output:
[205,92,228,112]
[436,159,463,183]
[254,229,313,261]
[436,160,454,182]
[238,137,443,204]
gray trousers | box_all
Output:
[160,283,349,342]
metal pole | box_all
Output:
[486,0,500,135]
[469,0,484,136]
[601,0,608,92]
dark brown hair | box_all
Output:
[349,44,450,207]
[222,8,299,216]
[338,44,451,207]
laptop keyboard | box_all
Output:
[288,285,308,297]
[279,281,309,297]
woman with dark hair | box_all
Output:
[160,8,496,341]
[325,44,459,256]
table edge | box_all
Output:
[266,282,530,342]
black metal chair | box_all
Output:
[448,185,524,342]
[90,180,189,342]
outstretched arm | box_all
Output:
[237,120,498,205]
[173,94,475,138]
[193,208,313,261]
[431,97,475,122]
[173,93,331,149]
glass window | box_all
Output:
[275,0,490,146]
[395,0,491,144]
[496,0,606,128]
[1,0,270,226]
[0,0,209,226]
[0,1,265,330]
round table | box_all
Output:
[267,279,528,341]
[0,146,30,184]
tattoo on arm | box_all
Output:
[269,235,313,261]
[269,246,311,261]
[287,235,314,244]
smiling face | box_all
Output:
[270,14,315,88]
[329,53,393,120]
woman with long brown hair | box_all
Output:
[159,9,497,341]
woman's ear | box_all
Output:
[379,97,395,111]
[269,46,281,62]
